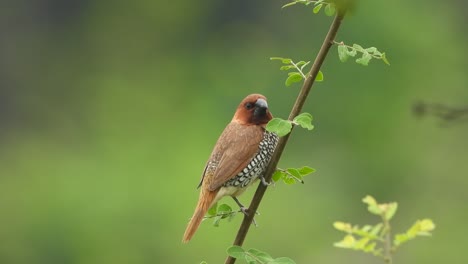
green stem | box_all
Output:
[383,218,393,264]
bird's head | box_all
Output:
[232,94,273,126]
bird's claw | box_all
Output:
[260,176,272,186]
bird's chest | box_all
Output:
[223,131,278,188]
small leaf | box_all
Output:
[266,118,293,137]
[394,233,409,246]
[334,234,355,248]
[333,221,352,232]
[352,44,364,52]
[293,112,314,130]
[282,1,298,8]
[218,204,232,218]
[337,44,349,62]
[313,4,323,13]
[362,195,382,215]
[272,170,284,182]
[285,72,303,86]
[346,48,357,57]
[227,246,245,259]
[315,70,324,82]
[286,168,303,183]
[356,52,372,66]
[384,202,398,220]
[282,175,296,185]
[354,237,370,249]
[270,57,292,64]
[370,223,383,236]
[297,166,315,176]
[363,242,377,253]
[419,219,436,232]
[362,195,377,206]
[207,202,217,217]
[381,53,390,65]
[365,47,377,53]
[324,4,336,16]
[280,65,295,71]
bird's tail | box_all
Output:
[182,188,217,243]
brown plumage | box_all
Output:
[182,94,278,243]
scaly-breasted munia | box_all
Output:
[182,94,278,243]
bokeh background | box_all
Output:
[1,0,467,263]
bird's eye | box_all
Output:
[245,102,254,110]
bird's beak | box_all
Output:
[254,98,268,119]
[255,98,268,109]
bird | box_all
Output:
[182,94,279,243]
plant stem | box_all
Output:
[383,218,393,264]
[224,11,346,264]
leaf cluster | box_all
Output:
[282,0,337,16]
[266,112,314,137]
[204,203,238,227]
[272,166,315,184]
[333,195,436,260]
[227,246,296,264]
[270,57,323,87]
[336,42,390,66]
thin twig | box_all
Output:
[383,218,393,264]
[224,11,346,264]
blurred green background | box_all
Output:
[1,0,467,263]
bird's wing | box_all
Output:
[202,122,263,191]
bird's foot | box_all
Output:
[232,197,259,227]
[260,175,273,187]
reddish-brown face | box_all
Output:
[232,94,273,125]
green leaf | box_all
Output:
[337,44,349,62]
[362,195,382,215]
[285,72,303,86]
[354,237,370,249]
[381,53,390,65]
[280,65,295,71]
[334,234,355,248]
[217,203,232,218]
[266,118,292,137]
[286,168,303,183]
[324,4,336,16]
[333,221,352,232]
[346,48,357,57]
[313,4,322,13]
[370,223,383,236]
[315,70,324,82]
[227,246,245,259]
[419,219,436,232]
[293,112,314,130]
[207,202,217,217]
[270,257,297,264]
[282,1,298,8]
[282,175,296,185]
[352,44,364,52]
[365,47,377,53]
[363,242,377,253]
[297,166,315,176]
[272,170,284,182]
[394,233,409,246]
[384,202,398,220]
[356,52,372,66]
[270,57,292,64]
